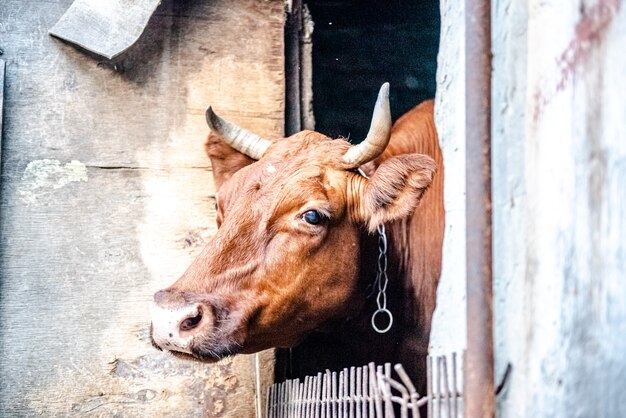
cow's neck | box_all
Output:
[275,222,430,392]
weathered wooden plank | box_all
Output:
[0,0,283,416]
[0,59,4,164]
[49,0,162,60]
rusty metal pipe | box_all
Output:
[464,0,494,415]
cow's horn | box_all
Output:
[206,107,272,160]
[342,83,392,167]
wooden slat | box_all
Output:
[0,59,4,163]
[0,0,283,416]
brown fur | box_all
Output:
[151,100,443,390]
[281,100,443,389]
[378,100,443,336]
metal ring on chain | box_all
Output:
[357,168,394,334]
[371,308,393,333]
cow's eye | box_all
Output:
[303,210,324,225]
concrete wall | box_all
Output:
[493,0,626,416]
[429,0,467,365]
[431,0,626,416]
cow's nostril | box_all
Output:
[180,312,203,331]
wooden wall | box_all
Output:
[0,0,283,416]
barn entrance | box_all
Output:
[0,0,441,415]
[308,0,439,140]
[276,0,441,383]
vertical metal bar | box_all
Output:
[254,354,263,418]
[328,372,334,418]
[298,380,306,417]
[370,363,383,418]
[284,380,289,418]
[298,380,307,417]
[356,366,362,418]
[384,364,393,418]
[284,381,289,418]
[343,368,349,418]
[284,0,302,135]
[362,366,369,418]
[320,372,330,418]
[315,373,322,418]
[437,357,443,418]
[350,366,356,418]
[308,377,314,418]
[302,378,307,418]
[290,379,296,418]
[293,379,298,418]
[394,364,419,418]
[427,357,433,418]
[300,377,307,418]
[452,352,459,418]
[283,380,291,417]
[275,382,280,418]
[387,376,410,418]
[377,371,395,418]
[465,0,494,414]
[294,378,299,418]
[339,370,345,418]
[308,376,315,418]
[377,365,385,417]
[442,357,452,418]
[266,384,273,418]
[300,5,315,131]
[272,383,277,418]
[332,371,339,418]
[279,382,285,418]
[330,372,336,418]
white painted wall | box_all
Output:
[493,0,626,416]
[432,0,626,415]
[430,0,467,363]
[491,0,530,415]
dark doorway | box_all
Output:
[308,0,440,141]
[276,0,441,383]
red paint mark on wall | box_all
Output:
[533,0,622,122]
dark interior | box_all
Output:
[276,0,440,381]
[308,0,439,141]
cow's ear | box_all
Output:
[205,132,255,189]
[360,154,436,231]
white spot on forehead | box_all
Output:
[265,164,277,174]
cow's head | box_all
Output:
[150,84,436,361]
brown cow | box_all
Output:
[150,83,443,389]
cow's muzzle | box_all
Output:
[150,290,214,355]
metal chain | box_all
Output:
[371,223,393,333]
[356,168,393,333]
